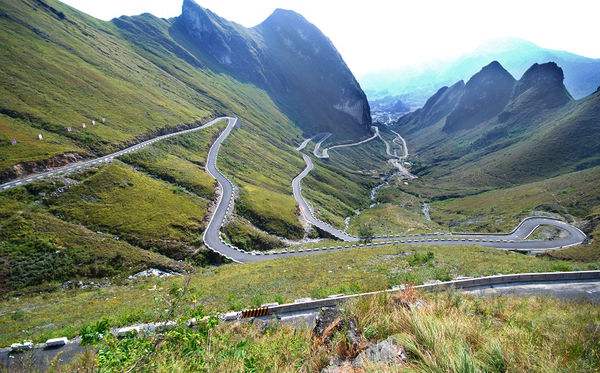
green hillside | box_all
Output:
[393,61,599,191]
[0,0,383,291]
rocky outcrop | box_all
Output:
[353,337,407,367]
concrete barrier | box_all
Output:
[238,271,600,318]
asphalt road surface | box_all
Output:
[0,117,589,263]
[0,117,227,191]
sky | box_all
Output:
[62,0,600,76]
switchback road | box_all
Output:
[0,117,588,263]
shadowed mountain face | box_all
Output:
[444,61,516,133]
[172,0,371,139]
[392,60,600,187]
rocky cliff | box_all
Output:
[174,0,371,139]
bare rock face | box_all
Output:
[176,0,371,139]
[352,337,407,367]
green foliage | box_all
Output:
[357,223,375,243]
[408,251,435,267]
[80,319,109,345]
[0,195,183,293]
[223,218,285,252]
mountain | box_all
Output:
[443,61,516,133]
[0,0,377,291]
[362,38,600,106]
[392,60,599,189]
[170,0,371,138]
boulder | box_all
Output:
[353,337,407,367]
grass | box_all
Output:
[430,166,600,233]
[1,244,597,346]
[222,218,285,252]
[0,193,185,294]
[236,183,305,239]
[56,291,600,372]
[348,203,440,236]
[0,114,84,171]
[45,162,210,259]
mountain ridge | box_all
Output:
[362,38,600,106]
[392,59,597,189]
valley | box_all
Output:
[1,0,599,371]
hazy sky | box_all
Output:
[62,0,600,76]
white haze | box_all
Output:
[63,0,600,76]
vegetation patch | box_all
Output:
[58,292,600,372]
[222,218,285,252]
[1,244,597,346]
[46,162,210,258]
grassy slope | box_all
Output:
[0,192,185,294]
[0,0,391,291]
[348,203,439,235]
[80,294,600,372]
[430,166,600,231]
[1,244,597,346]
[46,162,210,259]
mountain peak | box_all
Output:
[471,60,514,82]
[482,60,504,71]
[260,8,311,30]
[512,62,572,108]
[444,62,516,132]
[518,62,565,88]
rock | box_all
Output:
[128,268,176,279]
[320,359,356,373]
[353,337,407,367]
[314,307,342,341]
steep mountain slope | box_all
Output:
[172,0,371,139]
[362,38,600,106]
[0,0,378,291]
[392,60,598,190]
[443,61,516,133]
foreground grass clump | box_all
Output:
[1,244,597,346]
[64,293,600,372]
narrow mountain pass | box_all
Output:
[0,117,588,264]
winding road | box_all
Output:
[0,117,588,264]
[313,127,379,159]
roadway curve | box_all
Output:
[0,117,588,263]
[0,117,227,191]
[313,127,379,159]
[290,133,587,256]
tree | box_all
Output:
[358,223,374,243]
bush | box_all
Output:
[80,319,110,345]
[408,251,435,266]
